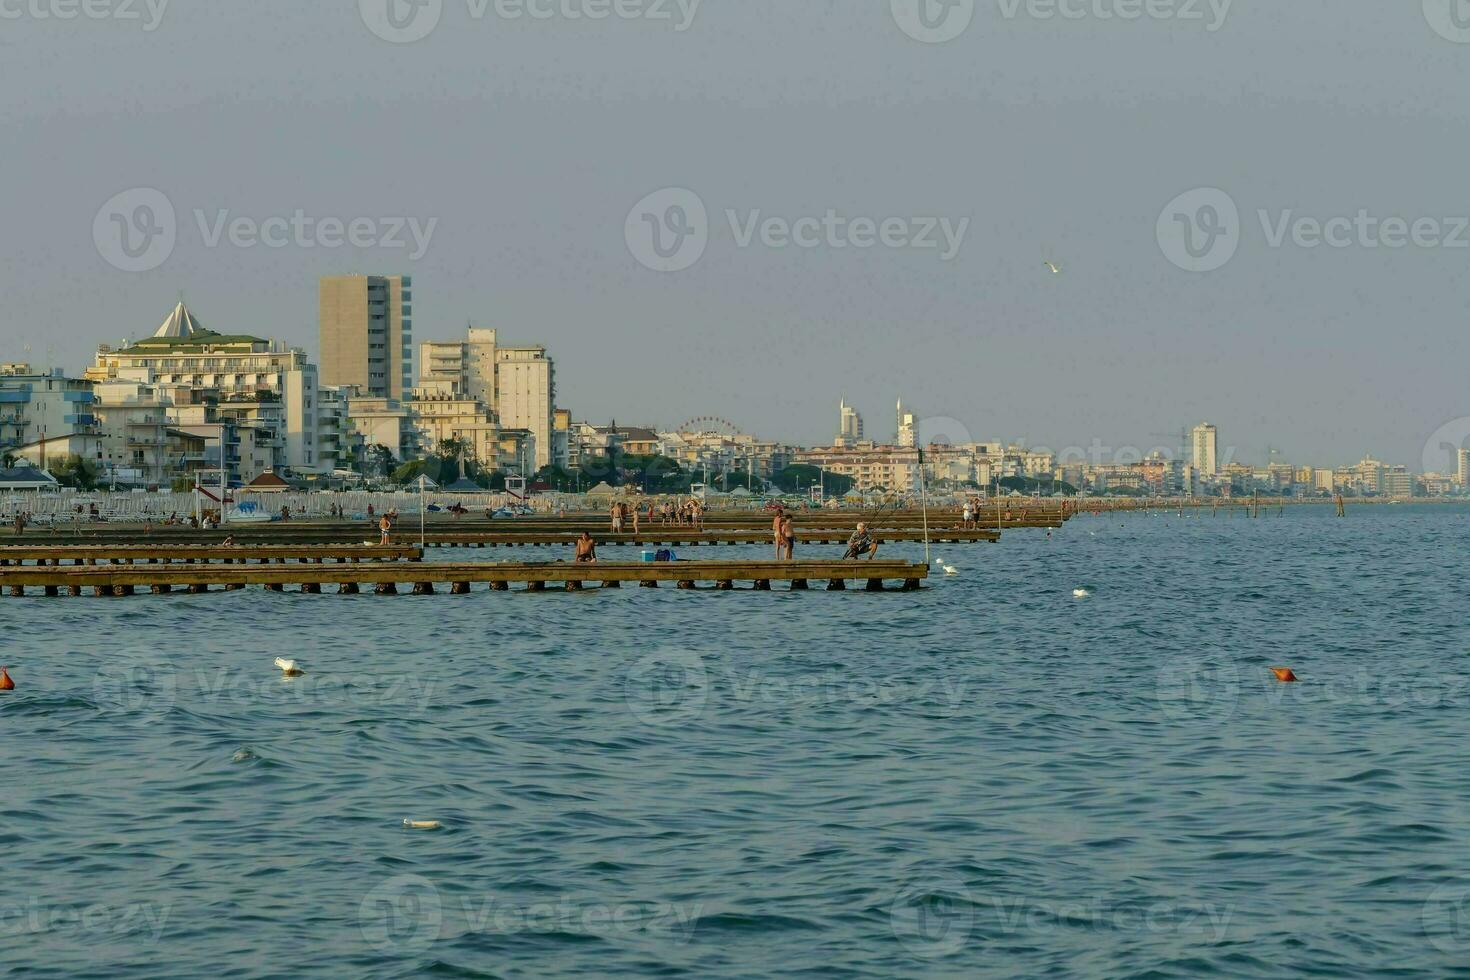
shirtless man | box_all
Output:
[574,532,597,563]
[779,513,796,560]
[772,507,785,559]
[379,514,392,545]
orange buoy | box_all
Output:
[0,667,14,691]
[1270,667,1298,683]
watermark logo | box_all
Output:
[93,188,438,271]
[891,0,975,43]
[623,648,710,726]
[0,0,169,30]
[359,875,444,953]
[890,871,975,958]
[1424,0,1470,43]
[1159,187,1470,273]
[626,187,970,272]
[1156,657,1239,723]
[360,0,443,43]
[93,187,176,273]
[1424,884,1470,953]
[92,651,178,723]
[1157,187,1239,273]
[625,187,708,273]
[1422,417,1470,477]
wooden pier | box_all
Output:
[0,559,930,597]
[0,545,421,566]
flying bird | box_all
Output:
[1044,260,1061,275]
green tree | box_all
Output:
[49,454,99,490]
[774,464,853,496]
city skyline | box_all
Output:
[3,290,1454,479]
[3,3,1467,464]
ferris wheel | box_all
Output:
[675,416,741,437]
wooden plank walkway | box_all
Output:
[0,559,929,596]
[0,545,421,566]
[0,527,1002,548]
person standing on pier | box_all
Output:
[779,513,796,560]
[772,507,785,558]
[379,514,392,545]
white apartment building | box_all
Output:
[0,364,98,465]
[419,326,555,470]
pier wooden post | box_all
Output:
[677,580,696,590]
[492,581,509,591]
[527,581,546,592]
[412,582,435,595]
[716,580,734,590]
[7,585,23,597]
[866,579,885,592]
[302,583,322,594]
[339,583,360,595]
[602,580,621,589]
[151,584,171,595]
[903,578,922,591]
[451,582,471,594]
[566,580,584,591]
[827,578,846,591]
[265,583,285,592]
[42,585,58,597]
[754,579,771,591]
[790,579,808,591]
[640,580,658,588]
[375,583,398,595]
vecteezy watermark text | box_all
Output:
[358,875,702,954]
[622,648,970,726]
[889,871,1234,960]
[1158,187,1470,273]
[0,899,171,941]
[625,188,969,273]
[93,188,437,272]
[0,0,168,30]
[891,0,1230,44]
[359,0,700,44]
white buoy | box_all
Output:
[274,657,304,677]
[403,819,442,830]
[1072,588,1091,598]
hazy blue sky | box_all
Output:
[3,0,1467,467]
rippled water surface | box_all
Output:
[5,504,1470,978]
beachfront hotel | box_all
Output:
[86,302,343,483]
